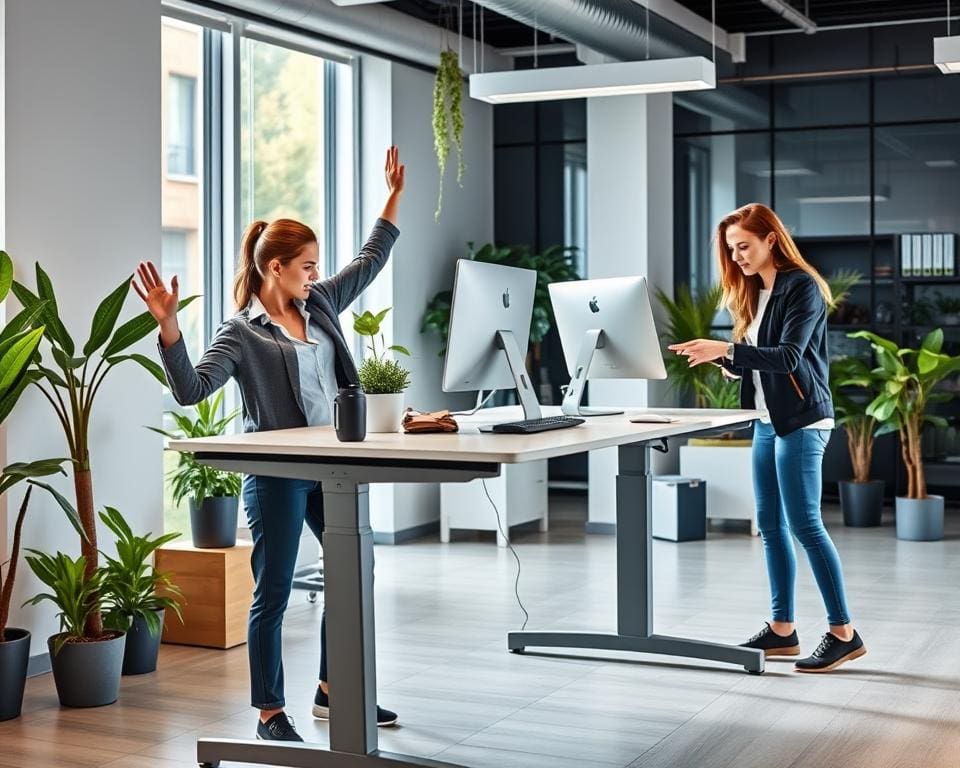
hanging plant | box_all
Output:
[433,47,466,222]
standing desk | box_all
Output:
[170,406,762,768]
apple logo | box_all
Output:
[589,296,600,313]
[502,288,511,309]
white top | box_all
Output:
[746,289,834,430]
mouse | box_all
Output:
[629,414,675,424]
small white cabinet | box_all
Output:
[440,460,548,546]
[679,443,757,535]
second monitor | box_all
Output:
[549,276,667,417]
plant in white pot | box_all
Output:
[829,353,887,527]
[851,328,960,541]
[353,307,411,433]
[150,391,242,549]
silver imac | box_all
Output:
[549,275,667,417]
[442,259,543,420]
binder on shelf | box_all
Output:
[922,234,933,276]
[901,233,912,277]
[946,234,957,277]
[933,234,944,276]
[912,234,923,276]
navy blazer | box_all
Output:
[720,268,834,436]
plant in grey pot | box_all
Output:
[353,307,411,433]
[851,329,960,541]
[150,391,242,548]
[100,507,183,675]
[22,551,124,707]
[829,353,887,527]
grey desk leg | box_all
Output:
[508,443,764,674]
[197,479,467,768]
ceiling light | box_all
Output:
[934,35,960,73]
[742,160,818,177]
[469,57,716,104]
[798,189,889,204]
[925,159,958,168]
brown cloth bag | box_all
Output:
[402,408,459,434]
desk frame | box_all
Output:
[179,417,762,768]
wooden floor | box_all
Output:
[3,495,959,768]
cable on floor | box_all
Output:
[481,478,530,631]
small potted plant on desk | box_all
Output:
[830,354,887,527]
[151,391,242,548]
[852,328,960,541]
[353,307,411,433]
[100,507,183,675]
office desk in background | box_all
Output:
[170,406,761,768]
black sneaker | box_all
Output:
[739,623,801,657]
[256,712,304,742]
[795,630,866,673]
[312,687,398,727]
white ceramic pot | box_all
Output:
[365,393,405,433]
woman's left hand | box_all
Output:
[385,145,404,195]
[668,339,730,367]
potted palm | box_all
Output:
[851,329,960,541]
[21,550,122,707]
[354,308,411,433]
[100,507,183,675]
[830,354,886,527]
[150,391,242,548]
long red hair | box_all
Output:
[716,203,831,341]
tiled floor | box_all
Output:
[3,495,959,768]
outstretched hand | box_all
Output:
[131,261,179,325]
[668,339,729,367]
[385,145,404,195]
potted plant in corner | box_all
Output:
[150,391,242,549]
[829,353,886,527]
[353,307,411,433]
[100,507,183,675]
[21,549,122,707]
[852,328,960,541]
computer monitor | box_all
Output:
[442,259,543,420]
[549,276,667,417]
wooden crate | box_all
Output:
[156,540,254,649]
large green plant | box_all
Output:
[12,263,197,637]
[22,551,108,655]
[150,391,241,507]
[100,506,183,638]
[851,329,960,499]
[432,48,465,222]
[0,251,83,641]
[421,243,581,356]
[829,353,886,483]
[353,307,411,395]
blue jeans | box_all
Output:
[243,475,328,710]
[752,421,851,626]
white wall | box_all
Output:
[360,57,494,538]
[3,0,162,655]
[586,93,675,529]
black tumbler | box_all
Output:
[334,384,367,442]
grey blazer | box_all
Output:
[158,218,400,433]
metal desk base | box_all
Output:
[508,442,764,675]
[198,739,461,768]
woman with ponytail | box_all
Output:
[133,147,405,740]
[669,203,866,674]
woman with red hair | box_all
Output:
[670,203,866,674]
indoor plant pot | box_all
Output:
[121,608,165,675]
[189,496,239,548]
[366,392,405,433]
[895,495,945,541]
[47,631,125,707]
[839,480,884,527]
[0,628,31,721]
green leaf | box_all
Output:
[0,251,12,302]
[50,347,87,371]
[102,295,199,358]
[26,479,87,542]
[388,345,411,356]
[921,328,944,355]
[0,326,45,394]
[0,458,69,495]
[106,353,168,386]
[0,300,49,347]
[924,414,949,428]
[917,349,942,376]
[34,263,75,356]
[83,274,133,356]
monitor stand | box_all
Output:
[560,329,624,417]
[495,329,542,421]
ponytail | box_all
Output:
[234,220,268,310]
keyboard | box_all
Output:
[490,416,585,434]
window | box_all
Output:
[167,74,197,176]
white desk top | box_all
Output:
[169,407,759,465]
